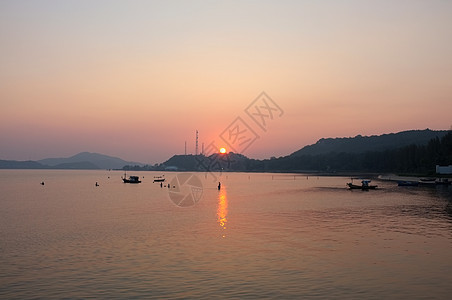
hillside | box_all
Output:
[290,129,449,156]
[38,152,142,169]
[161,152,250,171]
[264,130,452,174]
[52,161,101,170]
[1,129,450,173]
[0,160,47,169]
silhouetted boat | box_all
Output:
[122,172,141,184]
[347,179,377,190]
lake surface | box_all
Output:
[1,170,451,299]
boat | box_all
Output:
[347,179,377,190]
[122,172,141,184]
[435,178,451,185]
[397,180,419,186]
[419,178,436,186]
[153,175,165,183]
[123,176,141,183]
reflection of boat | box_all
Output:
[398,181,419,186]
[347,179,377,190]
[153,175,165,183]
[122,172,141,184]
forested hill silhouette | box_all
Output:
[161,152,250,171]
[124,129,451,175]
[0,160,47,169]
[290,129,449,156]
[0,152,144,169]
[38,152,143,169]
[260,129,452,174]
[1,129,450,173]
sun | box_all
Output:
[219,147,227,154]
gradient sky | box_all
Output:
[1,0,451,163]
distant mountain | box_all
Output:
[0,160,47,169]
[38,152,143,169]
[290,129,449,156]
[161,152,250,171]
[2,129,450,173]
[267,130,452,174]
[52,161,101,170]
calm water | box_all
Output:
[1,170,451,299]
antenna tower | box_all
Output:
[195,130,199,155]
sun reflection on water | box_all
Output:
[217,186,228,238]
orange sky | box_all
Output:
[1,1,451,163]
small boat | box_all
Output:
[397,180,419,186]
[122,172,141,184]
[419,178,436,186]
[153,175,165,183]
[435,178,451,185]
[347,179,377,190]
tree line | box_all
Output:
[252,131,452,174]
[124,131,452,175]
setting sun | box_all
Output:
[219,147,227,154]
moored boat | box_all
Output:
[153,175,165,183]
[347,179,377,190]
[122,172,141,183]
[419,178,436,186]
[435,178,451,185]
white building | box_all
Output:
[436,165,452,174]
[164,166,178,171]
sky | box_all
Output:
[1,0,451,164]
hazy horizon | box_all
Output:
[1,1,451,164]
